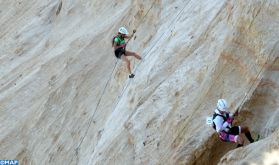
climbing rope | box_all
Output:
[236,62,266,113]
[75,0,211,158]
[237,41,279,112]
[234,42,278,125]
[74,59,118,154]
[112,1,191,112]
[236,40,278,114]
[73,0,158,158]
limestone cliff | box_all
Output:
[0,0,278,165]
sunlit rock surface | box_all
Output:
[0,0,278,164]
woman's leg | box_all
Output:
[241,126,250,133]
[241,126,254,143]
[219,132,244,147]
[236,135,244,147]
[125,50,142,60]
[121,55,132,74]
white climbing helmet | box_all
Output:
[119,27,129,35]
[217,99,228,111]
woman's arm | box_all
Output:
[124,35,132,39]
[124,29,136,39]
[214,116,225,133]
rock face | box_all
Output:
[0,0,278,165]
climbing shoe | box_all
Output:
[245,132,254,143]
[129,74,135,78]
[236,144,243,148]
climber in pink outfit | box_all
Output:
[212,99,255,148]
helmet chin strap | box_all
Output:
[217,107,222,111]
[217,108,226,114]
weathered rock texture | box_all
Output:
[0,0,278,165]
